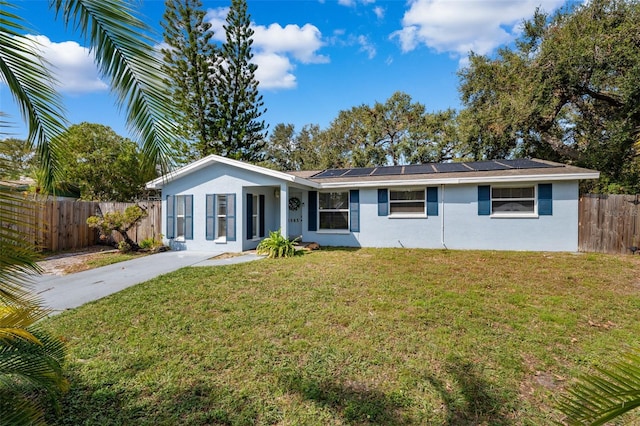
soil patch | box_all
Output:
[37,246,118,275]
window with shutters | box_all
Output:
[318,191,349,230]
[491,186,535,216]
[172,195,193,240]
[389,189,425,217]
[206,194,236,242]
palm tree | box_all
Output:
[558,349,640,425]
[1,0,175,422]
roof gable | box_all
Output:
[146,154,319,189]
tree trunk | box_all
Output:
[117,230,140,251]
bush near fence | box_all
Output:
[1,199,161,252]
[579,194,640,255]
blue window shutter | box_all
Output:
[227,194,236,241]
[308,191,317,231]
[426,187,438,216]
[350,190,360,232]
[166,195,175,239]
[378,189,388,216]
[478,185,491,215]
[538,183,553,215]
[205,195,215,240]
[184,195,193,240]
[259,195,265,237]
[246,193,253,239]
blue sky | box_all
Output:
[1,0,569,142]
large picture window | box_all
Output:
[491,186,535,215]
[318,191,349,230]
[389,189,425,216]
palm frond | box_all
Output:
[52,0,176,174]
[558,349,640,425]
[0,303,48,345]
[0,1,67,192]
[0,324,68,422]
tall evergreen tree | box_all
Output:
[161,0,218,161]
[213,0,267,161]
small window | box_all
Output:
[389,189,425,216]
[216,195,227,239]
[176,195,186,238]
[252,194,259,239]
[318,191,349,230]
[491,186,535,215]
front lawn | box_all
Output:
[41,249,640,425]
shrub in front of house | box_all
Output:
[256,230,299,258]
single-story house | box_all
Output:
[146,155,599,252]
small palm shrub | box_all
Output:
[256,229,299,258]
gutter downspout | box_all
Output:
[441,184,447,249]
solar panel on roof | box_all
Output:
[403,164,436,174]
[308,158,561,179]
[506,159,557,169]
[433,163,470,173]
[343,167,375,177]
[312,169,348,178]
[371,166,404,176]
[467,161,511,171]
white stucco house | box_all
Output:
[146,155,599,252]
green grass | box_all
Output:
[41,249,640,425]
[83,252,146,269]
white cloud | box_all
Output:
[373,6,385,19]
[205,8,328,90]
[205,7,229,42]
[252,23,328,64]
[391,0,565,59]
[25,35,107,94]
[357,35,376,59]
[253,52,297,89]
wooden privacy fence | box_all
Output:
[579,194,640,255]
[2,199,161,252]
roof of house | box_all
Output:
[147,156,599,190]
[146,154,319,189]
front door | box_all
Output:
[288,191,303,239]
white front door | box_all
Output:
[288,191,303,239]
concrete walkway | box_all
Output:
[29,250,264,314]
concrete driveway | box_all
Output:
[29,250,263,314]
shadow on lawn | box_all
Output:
[46,367,271,425]
[425,355,514,425]
[279,371,412,425]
